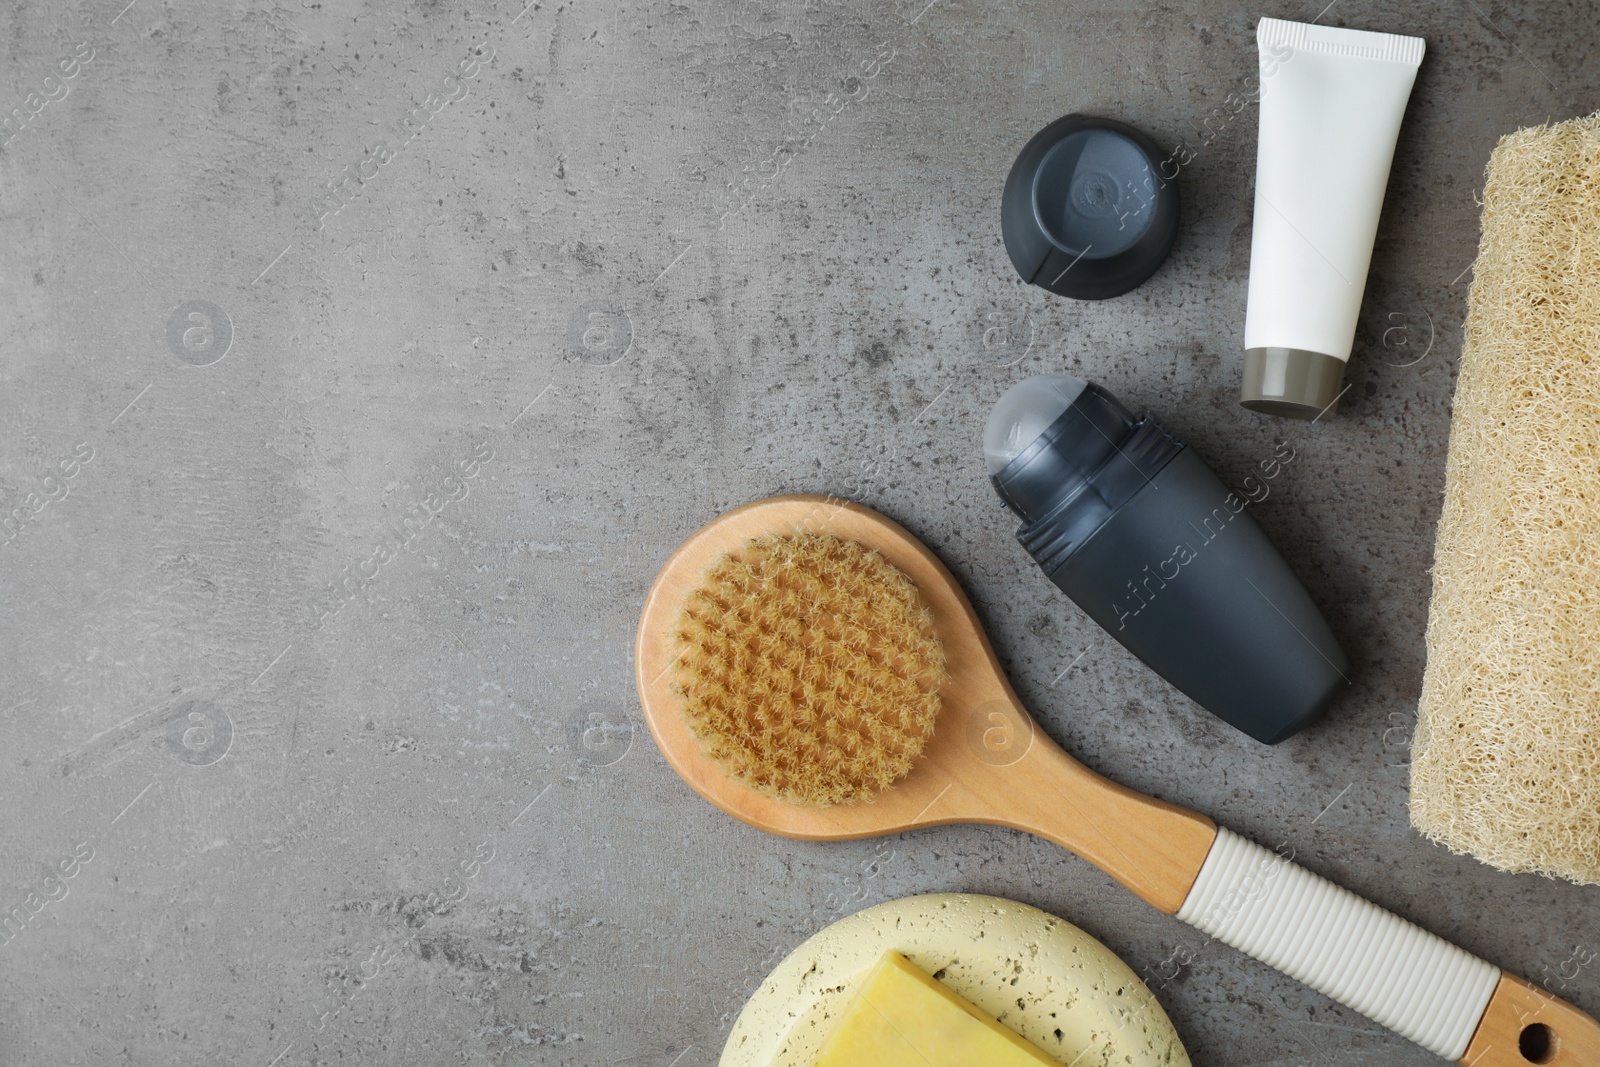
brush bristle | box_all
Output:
[669,532,947,806]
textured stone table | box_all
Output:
[4,1,1598,1064]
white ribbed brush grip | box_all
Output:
[1176,828,1500,1060]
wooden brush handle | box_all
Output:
[1461,974,1600,1066]
[990,731,1219,913]
[1171,831,1600,1062]
[1010,743,1600,1062]
[1178,826,1497,1059]
[1174,827,1600,1064]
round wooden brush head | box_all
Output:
[635,495,1060,843]
[669,532,947,806]
[635,493,1215,918]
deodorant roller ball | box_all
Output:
[669,533,947,806]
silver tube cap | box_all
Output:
[1241,347,1348,420]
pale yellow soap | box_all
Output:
[722,894,1188,1067]
[810,951,1060,1067]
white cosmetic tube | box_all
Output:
[1241,17,1424,418]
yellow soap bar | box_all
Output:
[810,951,1061,1067]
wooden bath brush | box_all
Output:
[636,495,1600,1065]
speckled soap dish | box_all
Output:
[720,893,1190,1067]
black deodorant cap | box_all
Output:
[986,376,1349,744]
[1001,114,1179,300]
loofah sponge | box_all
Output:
[669,533,947,806]
[1411,111,1600,884]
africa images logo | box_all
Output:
[0,842,94,948]
[309,42,493,230]
[1111,441,1296,630]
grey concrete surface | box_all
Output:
[3,0,1599,1064]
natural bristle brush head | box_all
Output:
[669,532,947,806]
[634,493,1050,842]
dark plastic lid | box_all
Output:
[1001,114,1179,300]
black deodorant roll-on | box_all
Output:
[984,375,1348,743]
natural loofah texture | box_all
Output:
[669,533,947,806]
[1412,110,1600,885]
